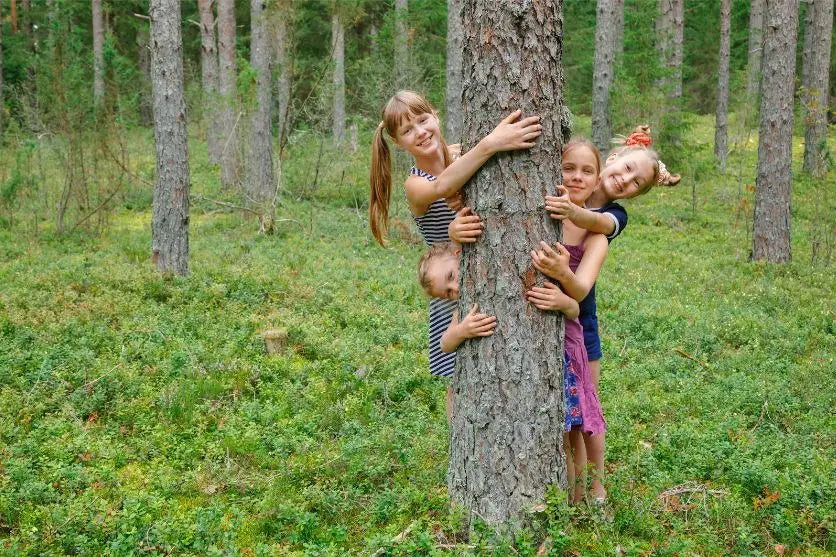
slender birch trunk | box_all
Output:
[592,0,624,153]
[714,0,731,172]
[149,0,190,276]
[217,0,239,188]
[446,0,463,141]
[92,0,104,105]
[198,0,221,163]
[752,0,798,263]
[247,0,275,205]
[331,10,345,145]
[450,0,568,528]
[801,0,833,176]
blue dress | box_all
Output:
[410,167,457,378]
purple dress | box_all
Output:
[563,241,607,436]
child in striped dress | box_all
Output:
[369,91,541,416]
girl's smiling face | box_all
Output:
[562,145,600,204]
[395,112,442,158]
[599,150,657,199]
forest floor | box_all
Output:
[0,115,833,555]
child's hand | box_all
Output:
[531,241,571,280]
[526,281,577,317]
[545,185,579,221]
[459,303,497,338]
[448,207,483,244]
[483,110,542,154]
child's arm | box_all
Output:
[531,235,608,302]
[545,186,620,237]
[405,111,542,215]
[440,304,497,352]
[525,281,580,318]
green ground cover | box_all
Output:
[0,115,833,555]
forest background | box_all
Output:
[0,0,833,554]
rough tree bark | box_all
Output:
[745,0,764,117]
[446,0,463,141]
[450,0,569,528]
[592,0,624,153]
[655,0,683,146]
[217,0,239,188]
[92,0,104,105]
[752,0,798,263]
[714,0,731,172]
[247,0,275,204]
[274,15,290,145]
[198,0,221,163]
[801,0,832,177]
[149,0,190,276]
[394,0,408,89]
[331,9,345,145]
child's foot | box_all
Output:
[590,482,607,504]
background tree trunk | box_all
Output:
[450,0,568,528]
[274,16,290,147]
[198,0,221,163]
[92,0,104,105]
[801,0,832,177]
[10,0,17,34]
[149,0,190,276]
[137,26,154,126]
[745,0,764,122]
[247,0,274,205]
[0,0,4,141]
[752,0,798,263]
[331,10,345,145]
[217,0,239,188]
[394,0,408,89]
[445,0,463,141]
[655,0,683,146]
[592,0,623,153]
[714,0,730,172]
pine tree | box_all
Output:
[92,0,104,105]
[149,0,190,276]
[274,10,290,146]
[0,0,4,141]
[394,0,408,89]
[450,0,568,527]
[217,0,239,188]
[331,6,345,145]
[801,0,833,177]
[198,0,221,163]
[714,0,731,172]
[655,0,683,146]
[446,0,463,141]
[247,0,275,205]
[745,0,764,122]
[592,0,624,153]
[752,0,798,263]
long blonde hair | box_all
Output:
[369,91,453,246]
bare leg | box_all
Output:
[588,359,601,394]
[583,431,606,501]
[568,429,586,504]
[563,433,575,503]
[446,384,453,425]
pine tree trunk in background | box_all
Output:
[394,0,408,89]
[802,0,832,177]
[592,0,623,154]
[247,0,274,204]
[274,17,290,146]
[198,0,221,163]
[752,0,798,263]
[92,0,104,105]
[800,1,813,94]
[0,0,4,141]
[21,0,31,37]
[655,0,683,146]
[445,0,463,141]
[450,0,568,528]
[217,0,239,188]
[10,0,17,34]
[714,0,731,172]
[149,0,190,276]
[745,0,764,120]
[331,11,345,145]
[137,26,154,126]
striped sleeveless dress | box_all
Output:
[410,166,457,378]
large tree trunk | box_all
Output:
[752,0,798,263]
[801,0,832,177]
[331,10,345,145]
[92,0,104,105]
[394,0,408,89]
[445,0,463,141]
[217,0,240,188]
[592,0,623,153]
[655,0,683,146]
[149,0,190,276]
[198,0,221,163]
[274,16,290,146]
[714,0,731,172]
[745,0,764,120]
[247,0,275,205]
[450,0,568,528]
